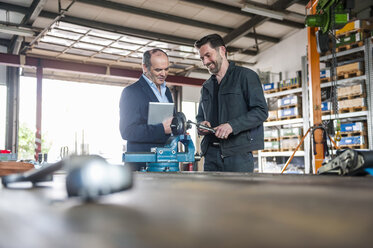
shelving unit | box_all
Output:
[258,56,310,174]
[319,38,373,150]
[259,37,373,174]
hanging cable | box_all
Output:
[329,4,341,142]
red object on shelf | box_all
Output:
[188,163,193,171]
[0,150,11,154]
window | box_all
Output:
[19,76,124,163]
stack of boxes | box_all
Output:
[261,73,305,172]
[263,127,303,152]
[320,68,331,82]
[338,83,366,111]
[339,122,367,148]
[264,129,279,151]
[262,82,277,93]
[277,95,301,119]
[262,76,301,94]
[335,20,373,51]
[278,77,301,90]
[336,62,364,79]
[280,127,302,151]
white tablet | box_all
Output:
[147,102,174,125]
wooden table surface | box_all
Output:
[1,172,373,248]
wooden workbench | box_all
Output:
[1,172,373,248]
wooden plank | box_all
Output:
[0,161,34,176]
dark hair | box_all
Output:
[142,48,168,71]
[194,33,227,57]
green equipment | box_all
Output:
[305,0,352,34]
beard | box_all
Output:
[206,53,223,75]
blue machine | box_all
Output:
[122,134,196,172]
[122,112,205,172]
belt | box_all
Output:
[210,142,220,147]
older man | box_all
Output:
[120,48,173,171]
[195,34,268,172]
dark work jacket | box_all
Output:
[196,62,268,157]
[119,76,173,153]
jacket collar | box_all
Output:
[138,75,173,103]
[139,76,159,102]
[203,61,235,93]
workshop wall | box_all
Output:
[252,28,307,81]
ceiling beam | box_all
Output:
[224,15,268,46]
[0,38,10,47]
[0,2,276,44]
[243,0,305,21]
[0,52,206,86]
[223,0,301,45]
[22,0,47,25]
[75,0,279,43]
[39,11,258,56]
[180,0,305,29]
[10,0,45,55]
[0,3,258,56]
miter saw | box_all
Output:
[122,112,203,172]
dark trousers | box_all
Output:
[204,146,254,172]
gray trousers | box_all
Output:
[204,146,254,172]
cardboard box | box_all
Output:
[322,101,331,111]
[264,141,279,150]
[337,84,363,97]
[278,77,301,88]
[278,107,299,118]
[339,136,365,146]
[280,138,300,149]
[263,82,277,91]
[337,62,364,75]
[280,127,302,137]
[336,20,373,36]
[340,122,364,132]
[264,129,279,139]
[320,68,330,79]
[338,97,365,109]
[336,32,366,47]
[278,95,299,108]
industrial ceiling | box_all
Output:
[0,0,306,83]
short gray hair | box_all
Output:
[142,48,168,71]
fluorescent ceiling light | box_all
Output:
[0,24,35,37]
[241,4,285,20]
